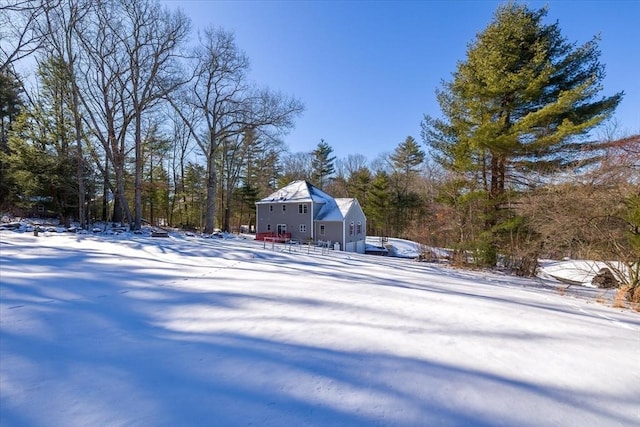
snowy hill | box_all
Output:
[365,236,422,258]
[1,231,639,426]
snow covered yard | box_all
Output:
[1,231,639,427]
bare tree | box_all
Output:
[218,129,255,231]
[167,110,195,227]
[72,0,189,228]
[72,1,132,225]
[279,152,312,185]
[519,135,640,299]
[116,0,190,230]
[169,27,303,233]
[41,0,92,228]
[0,0,52,72]
[336,154,368,178]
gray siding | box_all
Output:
[255,204,267,233]
[315,221,342,247]
[257,202,313,241]
[343,203,366,247]
[257,196,366,253]
[342,200,367,253]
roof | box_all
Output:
[315,199,341,221]
[335,198,355,217]
[316,198,357,222]
[257,180,334,204]
[257,181,362,222]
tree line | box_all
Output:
[1,1,638,301]
[1,0,303,235]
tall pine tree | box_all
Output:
[422,2,622,266]
[311,139,336,189]
[0,69,23,207]
[389,136,425,236]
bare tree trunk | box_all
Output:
[102,155,109,221]
[73,87,85,228]
[205,153,217,233]
[134,115,142,230]
[167,28,303,235]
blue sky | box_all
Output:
[164,0,640,161]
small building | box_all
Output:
[255,180,367,253]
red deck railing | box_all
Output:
[255,232,292,242]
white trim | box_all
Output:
[310,203,314,240]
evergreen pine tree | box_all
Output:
[0,69,23,206]
[366,171,391,236]
[389,136,425,236]
[422,2,622,266]
[311,139,336,189]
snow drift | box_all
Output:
[1,231,638,426]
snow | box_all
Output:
[314,198,342,221]
[365,237,424,258]
[256,181,364,225]
[1,230,639,426]
[538,259,629,286]
[257,180,357,222]
[258,181,344,221]
[334,198,356,218]
[258,180,334,205]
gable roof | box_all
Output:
[335,198,356,217]
[257,181,364,223]
[315,199,342,221]
[257,180,334,204]
[316,198,360,222]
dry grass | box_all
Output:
[613,287,629,308]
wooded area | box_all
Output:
[1,1,638,300]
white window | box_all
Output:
[300,224,306,232]
[349,222,354,235]
[298,204,308,214]
[267,224,271,231]
[319,224,325,235]
[269,205,273,212]
[356,222,362,234]
[282,205,286,212]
